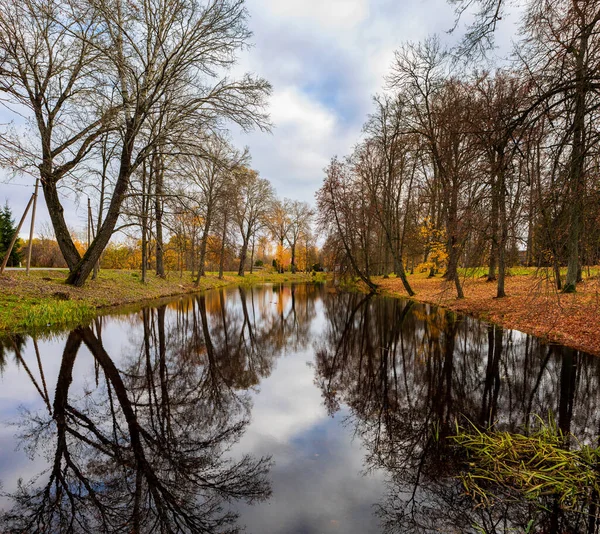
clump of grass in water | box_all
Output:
[22,301,96,330]
[452,416,600,511]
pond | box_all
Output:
[0,283,598,533]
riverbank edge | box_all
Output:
[0,270,326,335]
[337,274,600,357]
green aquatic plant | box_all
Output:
[453,417,600,512]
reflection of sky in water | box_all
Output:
[230,343,386,533]
[2,284,598,533]
[0,285,386,532]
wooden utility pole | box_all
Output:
[87,198,100,279]
[87,197,91,249]
[0,190,35,274]
[26,178,39,275]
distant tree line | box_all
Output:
[16,188,320,278]
[317,0,600,297]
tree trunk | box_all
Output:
[219,212,227,280]
[141,161,149,283]
[141,228,148,283]
[238,231,250,276]
[290,243,296,273]
[394,256,415,296]
[41,179,81,270]
[564,29,588,293]
[496,154,507,298]
[488,172,499,282]
[154,151,165,278]
[66,123,134,287]
[445,183,463,299]
[195,209,211,286]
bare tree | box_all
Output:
[285,199,314,273]
[0,0,271,286]
[233,167,274,276]
[177,134,245,283]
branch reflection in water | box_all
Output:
[0,285,312,533]
[314,292,600,533]
[1,284,600,533]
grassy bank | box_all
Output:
[375,268,600,356]
[0,269,323,334]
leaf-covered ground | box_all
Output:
[377,270,600,356]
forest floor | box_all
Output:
[376,268,600,356]
[0,269,322,334]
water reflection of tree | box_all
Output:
[314,293,600,533]
[164,284,318,389]
[1,283,322,532]
[0,333,27,375]
[1,320,271,532]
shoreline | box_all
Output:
[374,273,600,357]
[2,268,599,357]
[0,269,324,335]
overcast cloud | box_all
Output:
[0,0,517,238]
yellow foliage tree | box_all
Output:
[418,217,448,276]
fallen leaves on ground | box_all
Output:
[378,273,600,356]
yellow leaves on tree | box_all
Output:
[417,217,448,274]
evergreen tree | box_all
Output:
[0,203,22,267]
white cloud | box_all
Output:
[243,87,347,197]
[0,0,512,235]
[260,0,370,30]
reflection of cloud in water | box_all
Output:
[237,347,327,448]
[2,284,599,533]
[234,412,386,533]
[231,339,387,533]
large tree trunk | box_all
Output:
[564,30,588,293]
[219,211,228,280]
[488,172,499,282]
[496,153,508,298]
[41,179,81,270]
[141,161,149,283]
[238,231,250,276]
[393,256,415,297]
[195,208,211,286]
[141,228,148,283]
[445,182,464,299]
[290,243,296,273]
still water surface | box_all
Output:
[0,283,598,533]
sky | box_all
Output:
[0,0,516,239]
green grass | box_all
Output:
[453,417,600,511]
[21,300,97,331]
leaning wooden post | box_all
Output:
[87,197,91,249]
[0,192,34,274]
[26,178,39,275]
